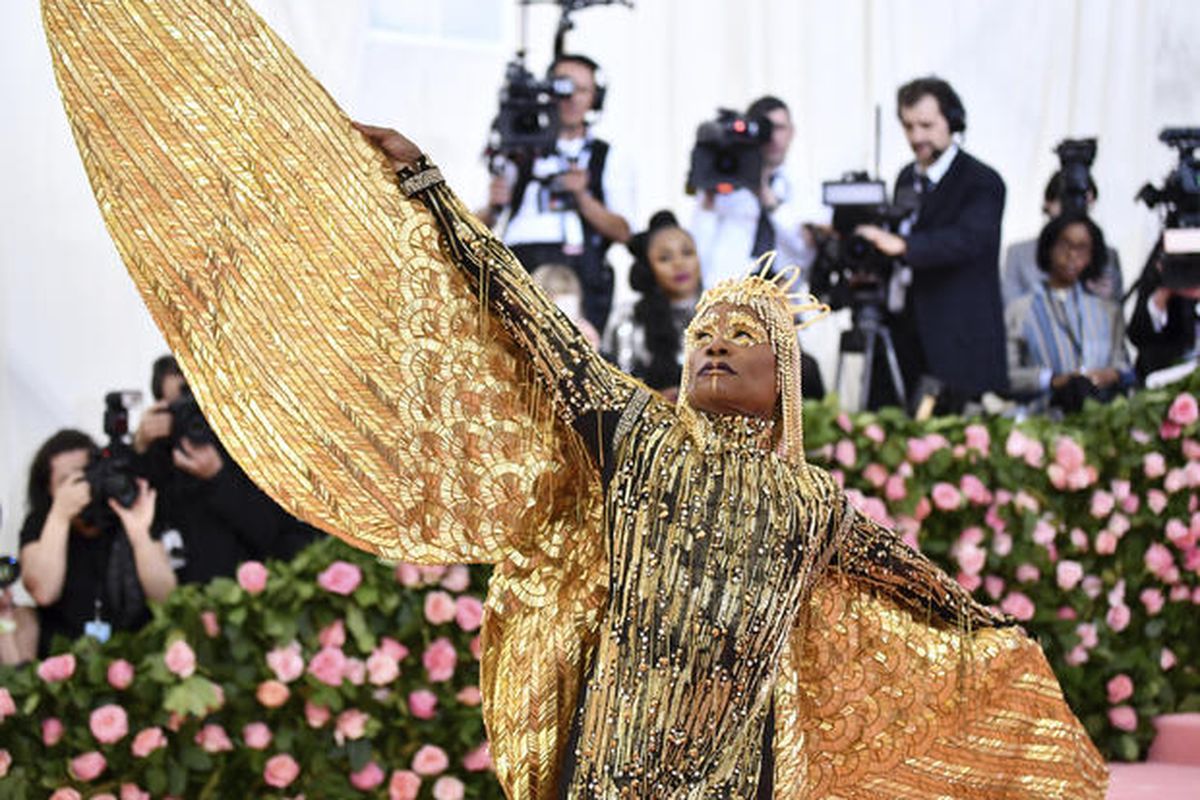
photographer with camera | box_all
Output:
[19,429,175,657]
[478,53,634,335]
[133,356,317,584]
[1006,213,1133,413]
[855,77,1007,412]
[1002,168,1123,306]
[690,96,819,287]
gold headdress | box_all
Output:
[678,253,830,466]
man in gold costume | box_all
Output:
[41,0,1106,797]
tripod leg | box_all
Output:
[859,328,876,412]
[879,327,908,409]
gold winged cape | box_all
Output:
[43,1,1106,797]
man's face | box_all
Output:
[553,60,596,129]
[684,304,778,419]
[762,107,794,170]
[899,94,953,169]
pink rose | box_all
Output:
[350,761,386,791]
[1166,468,1188,494]
[433,776,466,800]
[1000,592,1035,621]
[1145,543,1176,580]
[200,610,220,638]
[834,439,857,468]
[120,785,150,800]
[50,791,82,800]
[1106,603,1131,632]
[1108,705,1138,732]
[1090,490,1114,518]
[423,638,458,682]
[1065,645,1089,666]
[305,700,331,728]
[43,717,64,746]
[389,770,422,800]
[164,640,196,678]
[106,659,135,691]
[1056,560,1083,591]
[1169,392,1199,426]
[367,650,401,685]
[37,653,76,683]
[959,474,992,506]
[318,619,346,649]
[956,572,982,592]
[1057,606,1077,620]
[906,437,932,464]
[965,424,990,454]
[89,704,129,744]
[1163,420,1183,439]
[1162,647,1178,670]
[317,561,363,595]
[991,531,1012,557]
[1054,436,1086,472]
[267,642,306,683]
[953,541,986,576]
[242,722,273,750]
[1094,531,1118,555]
[131,727,167,758]
[1141,588,1166,615]
[1109,513,1131,538]
[1081,575,1103,599]
[462,742,492,772]
[380,637,409,662]
[931,482,961,511]
[862,462,888,488]
[308,647,347,687]
[70,751,107,782]
[237,560,268,594]
[409,689,438,719]
[194,723,233,753]
[884,475,907,502]
[336,709,369,743]
[264,754,301,788]
[441,565,471,592]
[412,744,450,776]
[1077,622,1099,649]
[1148,489,1169,514]
[1106,674,1134,704]
[456,686,483,706]
[983,575,1005,600]
[862,422,884,443]
[256,679,290,708]
[1172,585,1191,601]
[344,656,366,685]
[0,688,15,722]
[470,636,482,661]
[1015,563,1040,583]
[1032,519,1057,547]
[396,563,423,586]
[1069,528,1089,551]
[424,591,457,625]
[0,749,9,779]
[836,412,853,432]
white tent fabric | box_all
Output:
[2,0,1198,558]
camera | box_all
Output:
[168,385,215,448]
[686,109,772,195]
[809,173,916,310]
[84,391,140,513]
[1053,137,1097,215]
[1137,127,1200,288]
[487,59,573,161]
[0,556,19,590]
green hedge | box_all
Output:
[2,376,1200,796]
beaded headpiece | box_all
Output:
[678,253,830,466]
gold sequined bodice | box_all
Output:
[567,404,837,797]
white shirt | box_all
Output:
[499,135,636,250]
[690,167,824,287]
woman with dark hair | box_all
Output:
[604,210,702,397]
[19,429,175,656]
[1005,212,1133,412]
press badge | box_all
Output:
[85,619,113,643]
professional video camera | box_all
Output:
[1137,127,1200,288]
[1054,137,1097,215]
[83,391,141,515]
[686,110,772,195]
[487,59,574,161]
[168,385,216,449]
[808,173,916,310]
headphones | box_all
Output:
[899,77,966,133]
[549,53,607,113]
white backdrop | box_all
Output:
[2,0,1199,560]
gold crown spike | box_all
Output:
[695,252,832,334]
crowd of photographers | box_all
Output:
[3,52,1196,664]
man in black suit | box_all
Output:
[1127,250,1200,381]
[856,77,1007,413]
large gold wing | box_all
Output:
[774,579,1109,798]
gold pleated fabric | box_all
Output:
[44,2,1107,797]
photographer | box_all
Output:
[1127,249,1200,381]
[134,356,317,584]
[1002,171,1123,305]
[856,77,1007,411]
[1006,213,1133,412]
[19,430,175,657]
[691,96,818,286]
[478,53,634,334]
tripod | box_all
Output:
[834,300,907,411]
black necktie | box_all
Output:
[751,204,776,261]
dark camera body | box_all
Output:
[84,392,139,514]
[168,387,215,449]
[687,109,772,195]
[1137,127,1200,288]
[488,60,572,160]
[1054,137,1097,216]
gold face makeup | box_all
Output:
[685,307,771,351]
